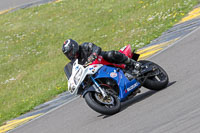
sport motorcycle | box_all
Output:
[64,45,169,115]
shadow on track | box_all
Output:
[98,81,176,119]
[121,81,176,111]
[121,90,156,111]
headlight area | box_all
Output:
[68,82,76,93]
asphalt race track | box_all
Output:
[0,0,42,11]
[0,0,55,13]
[9,26,200,133]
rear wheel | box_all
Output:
[139,60,169,90]
[84,85,121,115]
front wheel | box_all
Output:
[139,60,169,91]
[84,89,121,115]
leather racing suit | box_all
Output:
[77,42,130,65]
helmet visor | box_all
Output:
[66,50,74,60]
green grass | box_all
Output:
[0,0,198,125]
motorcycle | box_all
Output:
[64,44,169,115]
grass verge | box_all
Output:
[0,0,198,125]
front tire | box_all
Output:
[85,91,121,115]
[139,60,169,91]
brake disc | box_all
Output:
[94,93,114,105]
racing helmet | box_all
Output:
[62,39,79,60]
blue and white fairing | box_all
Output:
[68,60,103,95]
[94,65,141,101]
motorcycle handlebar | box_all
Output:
[83,62,92,67]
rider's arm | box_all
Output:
[81,42,102,62]
[86,42,101,56]
[82,42,101,55]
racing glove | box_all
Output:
[87,53,98,63]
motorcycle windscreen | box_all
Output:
[64,61,73,80]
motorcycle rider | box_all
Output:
[62,39,141,71]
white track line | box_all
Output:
[147,26,200,60]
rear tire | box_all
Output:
[139,60,169,91]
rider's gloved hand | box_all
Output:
[87,53,97,63]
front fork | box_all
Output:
[90,77,108,99]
